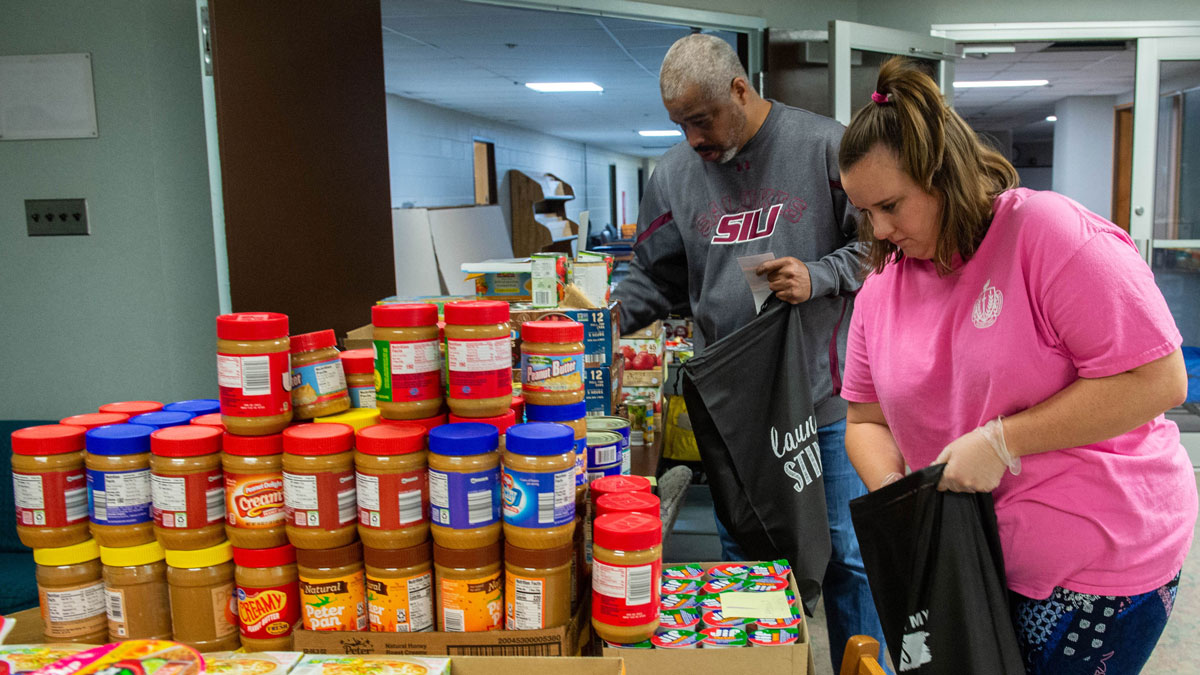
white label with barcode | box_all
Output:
[444,607,465,632]
[593,444,618,466]
[205,487,225,523]
[447,338,511,372]
[592,561,653,606]
[625,564,652,605]
[533,290,554,307]
[337,489,357,525]
[398,490,422,524]
[92,491,107,521]
[467,489,492,525]
[240,355,271,395]
[64,488,87,522]
[512,578,544,630]
[105,588,125,622]
[537,491,554,525]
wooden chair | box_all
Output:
[840,635,888,675]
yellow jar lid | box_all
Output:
[34,539,101,567]
[99,541,165,567]
[165,541,234,568]
[315,407,381,432]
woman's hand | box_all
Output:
[935,426,1009,493]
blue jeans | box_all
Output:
[716,418,889,674]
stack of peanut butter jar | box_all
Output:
[13,300,666,654]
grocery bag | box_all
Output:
[849,464,1024,674]
[682,298,831,613]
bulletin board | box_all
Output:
[0,53,99,140]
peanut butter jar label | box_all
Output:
[14,468,87,527]
[447,337,512,400]
[374,339,441,403]
[38,581,107,639]
[592,559,661,627]
[367,571,434,633]
[356,469,428,530]
[300,573,368,631]
[283,470,356,529]
[439,572,503,632]
[225,472,285,528]
[211,582,239,638]
[218,350,292,417]
[237,582,299,640]
[151,468,224,529]
[520,352,584,393]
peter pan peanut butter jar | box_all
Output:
[297,541,368,631]
[444,300,512,418]
[282,424,358,550]
[217,312,293,435]
[372,303,443,421]
[222,432,287,549]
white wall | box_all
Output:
[1052,96,1117,219]
[385,94,644,239]
[0,0,219,419]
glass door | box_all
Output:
[1131,37,1200,460]
[827,20,956,125]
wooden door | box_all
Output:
[208,1,393,336]
[1112,104,1133,231]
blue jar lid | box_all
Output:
[127,411,194,430]
[524,401,586,422]
[162,399,220,416]
[506,422,575,456]
[86,424,155,455]
[428,423,498,455]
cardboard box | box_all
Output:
[585,355,624,416]
[451,656,622,675]
[344,324,375,351]
[462,259,534,302]
[293,601,591,657]
[622,365,665,388]
[603,561,814,675]
[622,320,662,340]
[510,302,620,369]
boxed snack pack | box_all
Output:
[291,654,450,675]
[204,651,305,675]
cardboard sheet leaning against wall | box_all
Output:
[391,208,443,298]
[428,205,514,296]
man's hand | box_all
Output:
[756,257,812,304]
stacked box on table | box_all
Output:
[602,561,814,675]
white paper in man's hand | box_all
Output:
[738,252,777,314]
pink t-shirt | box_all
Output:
[842,188,1197,599]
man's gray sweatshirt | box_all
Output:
[613,101,862,427]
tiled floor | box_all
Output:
[666,481,1200,675]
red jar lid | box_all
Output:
[372,303,437,328]
[11,424,86,456]
[216,312,289,341]
[290,329,336,353]
[356,423,425,455]
[444,300,509,325]
[594,512,662,551]
[222,432,283,456]
[99,400,163,416]
[522,319,584,343]
[340,348,375,375]
[151,425,222,457]
[596,491,661,519]
[283,423,354,455]
[590,475,652,501]
[382,414,447,433]
[233,544,296,568]
[190,413,226,430]
[60,412,130,430]
[448,409,516,436]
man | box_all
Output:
[612,34,886,672]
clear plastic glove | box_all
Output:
[935,417,1019,493]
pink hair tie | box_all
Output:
[871,91,891,104]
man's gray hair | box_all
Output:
[659,33,748,102]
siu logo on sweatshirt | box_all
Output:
[711,203,784,244]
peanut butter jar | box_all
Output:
[12,424,90,549]
[150,425,226,551]
[282,423,358,550]
[373,303,443,420]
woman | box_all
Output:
[838,57,1197,674]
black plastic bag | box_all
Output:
[682,298,832,614]
[849,464,1024,673]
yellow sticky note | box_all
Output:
[719,591,792,619]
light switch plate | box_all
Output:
[26,198,89,236]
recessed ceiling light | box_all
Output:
[525,82,603,93]
[961,45,1017,55]
[953,79,1049,88]
[1045,115,1058,122]
[638,130,682,137]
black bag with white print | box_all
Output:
[849,464,1024,673]
[682,298,832,614]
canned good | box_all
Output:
[584,430,623,481]
[587,417,631,475]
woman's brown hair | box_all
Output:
[839,57,1019,275]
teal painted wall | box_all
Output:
[0,0,219,419]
